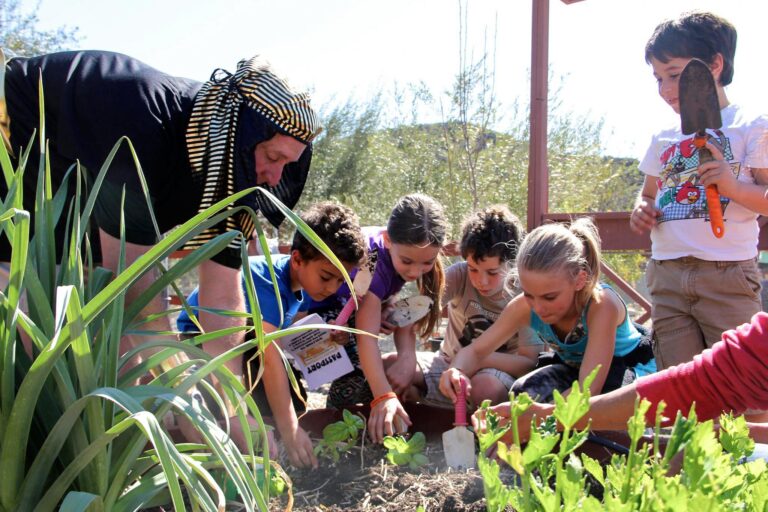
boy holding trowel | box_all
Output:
[629,11,768,370]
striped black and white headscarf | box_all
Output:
[184,55,321,267]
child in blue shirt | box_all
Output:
[178,202,366,467]
[177,254,309,334]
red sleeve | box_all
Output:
[637,312,768,425]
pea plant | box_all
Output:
[313,409,366,462]
[382,432,429,470]
[476,368,768,511]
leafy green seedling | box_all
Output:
[255,468,286,496]
[383,431,429,469]
[313,409,365,462]
[221,466,286,500]
[477,367,768,511]
[718,413,755,461]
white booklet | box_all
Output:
[278,313,354,390]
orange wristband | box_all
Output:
[370,392,397,409]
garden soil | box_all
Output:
[265,384,630,511]
[266,392,502,511]
[270,437,508,511]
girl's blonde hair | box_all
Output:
[387,193,447,337]
[508,217,602,312]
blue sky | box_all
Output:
[23,0,767,158]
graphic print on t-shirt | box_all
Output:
[459,314,493,347]
[458,300,506,352]
[655,129,740,224]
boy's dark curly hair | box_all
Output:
[645,11,737,86]
[291,202,366,265]
[459,205,525,263]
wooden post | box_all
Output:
[528,0,550,232]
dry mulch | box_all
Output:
[268,404,633,511]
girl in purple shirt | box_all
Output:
[310,194,447,443]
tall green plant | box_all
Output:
[0,81,354,511]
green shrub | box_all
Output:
[477,368,768,511]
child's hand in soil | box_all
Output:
[368,395,411,444]
[282,425,318,468]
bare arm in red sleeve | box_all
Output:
[474,313,768,442]
[636,312,768,424]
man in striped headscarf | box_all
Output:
[0,50,321,399]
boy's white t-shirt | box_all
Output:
[638,104,768,261]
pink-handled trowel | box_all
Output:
[442,378,476,469]
[334,252,378,326]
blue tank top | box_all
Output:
[529,284,641,364]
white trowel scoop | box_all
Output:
[442,378,476,469]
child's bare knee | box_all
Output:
[469,374,508,407]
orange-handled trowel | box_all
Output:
[679,58,724,238]
[442,378,476,469]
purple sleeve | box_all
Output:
[367,250,400,301]
[365,231,405,302]
[637,312,768,424]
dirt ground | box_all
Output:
[271,436,506,512]
[263,398,634,511]
[266,391,493,511]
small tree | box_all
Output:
[303,2,642,249]
[0,0,79,56]
[301,96,382,206]
[444,0,498,211]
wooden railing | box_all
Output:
[167,231,657,324]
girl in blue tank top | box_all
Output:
[440,217,655,405]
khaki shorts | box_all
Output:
[415,351,515,409]
[647,256,762,370]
